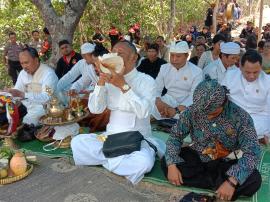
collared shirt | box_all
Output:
[155,62,203,107]
[165,101,261,185]
[14,63,58,104]
[57,59,98,92]
[4,42,23,61]
[137,57,167,79]
[222,68,270,116]
[88,68,156,137]
[55,51,83,79]
[203,58,237,83]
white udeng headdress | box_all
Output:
[169,41,190,53]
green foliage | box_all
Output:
[0,0,208,85]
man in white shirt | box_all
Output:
[222,49,270,144]
[5,47,58,126]
[203,42,240,83]
[71,40,162,184]
[56,43,99,105]
[153,41,203,120]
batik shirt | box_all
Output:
[165,100,261,185]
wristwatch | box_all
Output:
[122,84,130,92]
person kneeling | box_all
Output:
[162,76,261,201]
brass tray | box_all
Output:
[39,110,89,126]
[0,164,33,185]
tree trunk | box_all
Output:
[31,0,89,67]
[213,0,219,35]
[167,0,176,42]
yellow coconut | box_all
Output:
[9,151,27,176]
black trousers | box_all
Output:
[8,60,22,85]
[161,147,261,201]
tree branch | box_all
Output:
[31,0,58,23]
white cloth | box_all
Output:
[81,43,95,54]
[56,59,98,104]
[14,63,58,125]
[53,123,80,140]
[222,68,270,138]
[198,50,214,69]
[220,42,240,54]
[153,62,203,120]
[203,58,237,84]
[170,41,189,53]
[71,68,161,184]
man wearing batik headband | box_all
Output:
[162,76,261,201]
[153,41,202,120]
[203,42,240,84]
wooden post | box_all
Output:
[213,0,219,35]
[258,0,264,41]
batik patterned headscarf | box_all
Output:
[192,75,228,115]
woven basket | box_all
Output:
[0,164,33,185]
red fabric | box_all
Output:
[63,50,76,65]
[9,104,19,134]
[109,28,119,36]
[41,40,51,53]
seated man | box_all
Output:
[203,42,240,83]
[55,40,82,79]
[162,76,261,201]
[71,40,160,184]
[137,43,167,79]
[5,47,58,126]
[222,49,270,144]
[153,41,202,120]
[56,43,99,105]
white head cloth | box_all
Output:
[169,41,189,53]
[220,42,240,55]
[81,43,96,54]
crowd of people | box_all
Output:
[1,1,270,201]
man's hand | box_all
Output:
[5,89,25,98]
[164,107,176,118]
[67,89,78,97]
[216,177,237,201]
[177,105,186,112]
[97,72,111,86]
[167,164,183,186]
[156,98,172,117]
[108,69,126,90]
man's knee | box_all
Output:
[246,169,262,195]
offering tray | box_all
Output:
[0,164,33,185]
[39,109,89,126]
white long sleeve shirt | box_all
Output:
[57,59,98,92]
[14,63,58,104]
[155,62,203,108]
[88,68,156,137]
[203,58,237,84]
[222,68,270,116]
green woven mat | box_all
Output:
[15,128,270,202]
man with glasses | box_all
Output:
[203,42,240,84]
[4,47,58,126]
[222,49,270,145]
[55,40,82,79]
